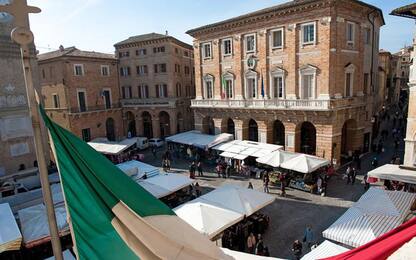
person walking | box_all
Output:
[371,157,378,169]
[195,182,202,197]
[263,172,270,193]
[279,173,286,197]
[197,161,203,177]
[351,167,357,185]
[255,234,264,255]
[292,240,303,260]
[303,226,315,249]
[346,166,352,184]
[246,232,256,254]
[189,161,196,179]
[151,146,157,159]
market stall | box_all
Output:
[18,203,70,248]
[367,164,416,184]
[88,138,139,163]
[0,203,21,253]
[301,240,348,260]
[116,160,159,178]
[214,140,283,159]
[166,130,233,151]
[138,173,194,199]
[256,150,299,168]
[323,187,416,248]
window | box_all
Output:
[185,66,190,75]
[154,64,166,73]
[202,42,212,59]
[137,65,148,75]
[118,51,129,58]
[81,128,91,142]
[153,46,165,53]
[222,38,232,56]
[346,22,355,45]
[364,28,371,45]
[77,90,87,112]
[299,65,317,99]
[175,64,181,73]
[175,48,179,54]
[52,94,60,108]
[271,28,284,49]
[176,83,182,97]
[301,22,316,45]
[49,67,54,78]
[138,85,149,98]
[74,64,84,76]
[224,79,233,99]
[184,50,189,57]
[245,34,256,53]
[245,71,257,99]
[270,68,285,98]
[203,75,214,99]
[42,69,46,79]
[101,65,110,76]
[120,67,131,77]
[137,48,146,55]
[344,64,355,97]
[102,89,111,109]
[122,86,132,99]
[156,84,168,98]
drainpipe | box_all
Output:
[367,9,377,94]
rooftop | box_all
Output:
[37,46,115,61]
[114,32,193,49]
[186,0,384,36]
[390,3,416,19]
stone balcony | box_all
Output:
[191,96,367,111]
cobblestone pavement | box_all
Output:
[137,110,405,259]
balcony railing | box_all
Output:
[191,96,366,111]
[68,103,121,114]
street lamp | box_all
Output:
[0,1,63,260]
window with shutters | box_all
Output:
[52,94,60,108]
[102,89,111,109]
[77,89,87,112]
[138,85,149,98]
[203,75,214,99]
[202,42,212,59]
[270,68,285,99]
[245,34,256,53]
[301,22,316,46]
[156,84,168,98]
[270,28,284,49]
[120,67,130,77]
[74,64,84,76]
[346,22,355,46]
[101,65,110,76]
[299,65,317,99]
[137,65,148,75]
[222,38,232,56]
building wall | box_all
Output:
[39,54,123,141]
[189,0,383,164]
[115,36,195,138]
[0,18,47,175]
[404,41,416,166]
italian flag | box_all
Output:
[40,107,232,260]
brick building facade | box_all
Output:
[187,0,384,165]
[38,47,123,142]
[114,33,194,139]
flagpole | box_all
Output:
[0,1,63,259]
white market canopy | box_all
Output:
[165,130,233,150]
[174,198,242,239]
[280,154,330,173]
[214,140,283,159]
[174,185,274,240]
[221,247,284,259]
[323,187,416,248]
[256,150,299,168]
[88,138,137,155]
[117,160,159,178]
[130,173,194,199]
[368,164,416,184]
[301,240,349,260]
[0,203,22,253]
[18,203,69,247]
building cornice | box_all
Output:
[115,37,193,51]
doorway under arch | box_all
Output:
[106,117,116,141]
[159,111,171,137]
[300,121,316,155]
[125,111,136,137]
[248,119,258,142]
[273,120,285,146]
[142,111,153,138]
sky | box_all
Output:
[26,0,416,54]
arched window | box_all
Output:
[203,74,214,99]
[222,72,234,99]
[299,64,318,99]
[344,63,356,97]
[245,70,258,99]
[270,67,285,99]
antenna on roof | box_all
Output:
[165,30,168,36]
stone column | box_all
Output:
[136,117,144,137]
[152,117,161,138]
[257,120,272,143]
[213,118,224,135]
[169,114,177,135]
[404,85,416,166]
[283,122,297,152]
[234,119,248,140]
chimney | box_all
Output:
[165,30,168,36]
[59,45,64,51]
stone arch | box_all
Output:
[142,111,153,138]
[159,111,171,137]
[296,121,316,155]
[125,111,136,137]
[202,116,215,135]
[248,119,258,142]
[105,117,116,141]
[273,120,285,146]
[221,118,235,138]
[341,119,359,156]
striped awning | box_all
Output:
[323,188,416,248]
[301,240,348,260]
